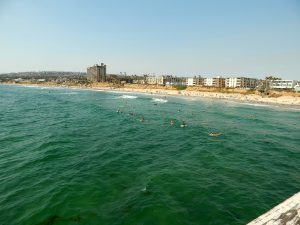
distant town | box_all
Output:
[1,63,299,93]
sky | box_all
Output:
[0,0,300,79]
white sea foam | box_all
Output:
[241,103,271,107]
[119,95,138,99]
[152,98,168,103]
[22,85,55,90]
[22,85,40,88]
[58,92,78,95]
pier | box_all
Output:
[247,192,300,225]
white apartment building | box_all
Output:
[225,77,258,89]
[186,78,194,86]
[269,80,298,89]
[204,78,214,86]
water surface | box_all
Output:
[0,85,299,225]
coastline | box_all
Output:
[2,82,300,108]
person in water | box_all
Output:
[140,115,144,122]
[170,119,175,126]
[209,132,222,137]
[180,120,186,127]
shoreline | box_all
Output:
[2,82,300,109]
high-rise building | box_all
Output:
[87,63,107,82]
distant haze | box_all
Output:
[0,0,300,79]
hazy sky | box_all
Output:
[0,0,300,79]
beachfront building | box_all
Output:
[294,83,300,92]
[186,76,204,86]
[145,75,186,85]
[204,78,214,86]
[145,75,164,85]
[215,77,225,88]
[269,80,298,90]
[164,75,185,86]
[204,76,225,88]
[225,77,258,89]
[87,63,107,82]
[186,78,195,86]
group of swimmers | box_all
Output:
[117,106,191,129]
[116,104,222,136]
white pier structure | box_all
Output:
[247,192,300,225]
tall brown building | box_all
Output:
[87,63,107,82]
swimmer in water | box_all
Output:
[116,108,121,113]
[140,115,144,122]
[208,132,222,137]
[170,119,175,126]
[180,120,186,128]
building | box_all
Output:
[204,76,225,88]
[145,75,160,85]
[145,75,187,85]
[204,78,214,86]
[186,76,204,86]
[269,80,298,90]
[294,82,300,92]
[214,77,225,88]
[164,75,186,86]
[145,75,165,85]
[225,77,258,89]
[87,63,107,82]
[186,78,194,86]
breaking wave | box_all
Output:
[119,95,138,99]
[152,98,168,103]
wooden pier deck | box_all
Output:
[247,192,300,225]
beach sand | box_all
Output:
[2,82,300,107]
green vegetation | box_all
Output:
[174,85,187,90]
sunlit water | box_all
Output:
[0,85,299,225]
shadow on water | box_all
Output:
[36,214,81,225]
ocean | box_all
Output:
[0,85,299,225]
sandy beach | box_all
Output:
[2,82,300,108]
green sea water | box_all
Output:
[0,85,299,225]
